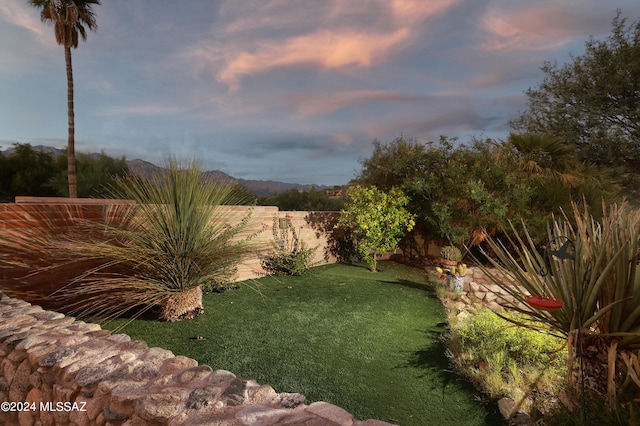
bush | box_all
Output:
[261,216,318,276]
[446,307,566,405]
[452,309,565,366]
[439,245,462,261]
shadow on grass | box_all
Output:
[397,326,505,426]
[378,278,435,293]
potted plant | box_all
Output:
[436,264,467,292]
[439,245,462,268]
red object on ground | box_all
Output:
[526,295,564,310]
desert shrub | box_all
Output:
[446,307,566,404]
[440,245,463,261]
[453,309,565,366]
[261,216,318,276]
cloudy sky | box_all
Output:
[1,1,639,186]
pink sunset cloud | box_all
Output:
[284,90,421,117]
[479,3,581,52]
[183,0,461,90]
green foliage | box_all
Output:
[439,245,462,261]
[503,133,618,235]
[447,308,566,406]
[0,143,59,202]
[337,186,415,271]
[257,187,344,211]
[510,11,640,199]
[477,201,640,405]
[261,216,318,276]
[478,202,640,345]
[356,134,617,245]
[452,309,566,367]
[0,143,130,201]
[48,150,129,197]
[356,135,532,244]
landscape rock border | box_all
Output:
[0,295,395,426]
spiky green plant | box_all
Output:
[1,158,264,323]
[476,202,640,407]
[69,158,264,321]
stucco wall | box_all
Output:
[0,199,339,284]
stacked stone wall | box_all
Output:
[0,294,393,426]
[434,266,528,310]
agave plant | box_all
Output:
[1,158,264,323]
[475,202,640,407]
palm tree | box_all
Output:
[507,133,584,188]
[30,0,100,198]
[506,133,618,223]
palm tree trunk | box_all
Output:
[65,46,78,198]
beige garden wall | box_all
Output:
[0,198,340,284]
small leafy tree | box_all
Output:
[337,186,415,272]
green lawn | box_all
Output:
[105,261,503,425]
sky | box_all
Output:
[2,1,640,187]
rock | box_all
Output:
[221,377,254,406]
[136,393,184,423]
[274,392,306,409]
[510,411,534,425]
[483,292,498,303]
[306,401,354,426]
[498,397,516,419]
[185,387,218,410]
[235,406,290,425]
[456,310,470,322]
[160,356,198,374]
[131,364,159,381]
[176,364,213,385]
[38,347,78,367]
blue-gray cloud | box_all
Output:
[1,0,639,186]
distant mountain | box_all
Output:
[1,145,328,195]
[126,158,327,195]
[1,144,65,157]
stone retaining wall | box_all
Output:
[0,294,393,426]
[435,266,526,309]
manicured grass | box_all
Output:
[105,261,503,425]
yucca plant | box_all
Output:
[475,202,640,408]
[1,158,264,323]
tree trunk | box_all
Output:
[65,46,77,198]
[159,286,204,321]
